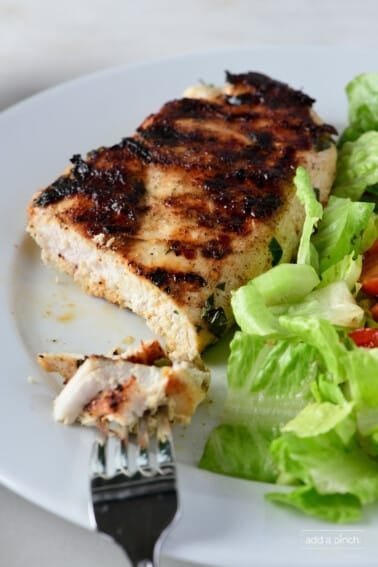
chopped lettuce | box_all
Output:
[277,316,348,382]
[231,264,319,336]
[318,253,362,291]
[232,268,363,338]
[225,332,317,419]
[347,348,378,439]
[311,195,374,272]
[338,73,378,145]
[270,431,378,503]
[199,423,278,483]
[266,487,361,524]
[201,314,378,522]
[267,429,378,523]
[230,279,280,337]
[200,332,321,481]
[284,282,363,329]
[312,374,348,405]
[333,132,378,200]
[295,166,323,268]
[252,263,320,306]
[281,402,354,437]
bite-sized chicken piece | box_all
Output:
[27,71,337,360]
[38,340,210,432]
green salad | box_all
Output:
[199,73,378,523]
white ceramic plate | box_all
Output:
[1,46,378,567]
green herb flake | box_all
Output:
[153,357,172,368]
[216,282,226,291]
[201,294,228,337]
[204,294,215,308]
[269,237,283,267]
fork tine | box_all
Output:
[90,436,107,478]
[90,414,179,567]
[157,411,175,472]
[114,430,130,476]
[136,418,156,476]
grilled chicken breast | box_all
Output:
[27,71,337,360]
[38,340,210,432]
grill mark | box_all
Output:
[246,131,273,150]
[114,137,153,163]
[164,185,282,234]
[129,262,207,296]
[70,173,147,236]
[225,71,315,106]
[35,152,148,237]
[138,121,220,147]
[33,175,79,207]
[158,97,224,119]
[33,70,337,261]
[167,240,197,260]
[167,237,231,261]
[201,237,232,260]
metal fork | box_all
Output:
[89,412,179,567]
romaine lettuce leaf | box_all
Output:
[232,269,363,339]
[340,73,378,145]
[266,487,361,523]
[333,132,378,200]
[318,253,362,290]
[278,316,348,381]
[200,306,378,521]
[295,166,323,268]
[199,423,278,483]
[312,373,348,405]
[231,264,319,336]
[269,430,378,506]
[226,332,317,416]
[311,195,374,272]
[264,387,378,523]
[200,332,320,481]
[281,402,354,438]
[346,348,378,438]
[230,280,280,337]
[252,263,320,306]
[284,282,363,329]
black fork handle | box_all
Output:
[94,489,178,567]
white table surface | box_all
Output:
[2,1,378,566]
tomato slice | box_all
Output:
[371,302,378,322]
[361,239,378,296]
[349,328,378,348]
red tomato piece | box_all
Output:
[371,303,378,322]
[349,328,378,348]
[361,239,378,296]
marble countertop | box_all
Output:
[2,1,378,566]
